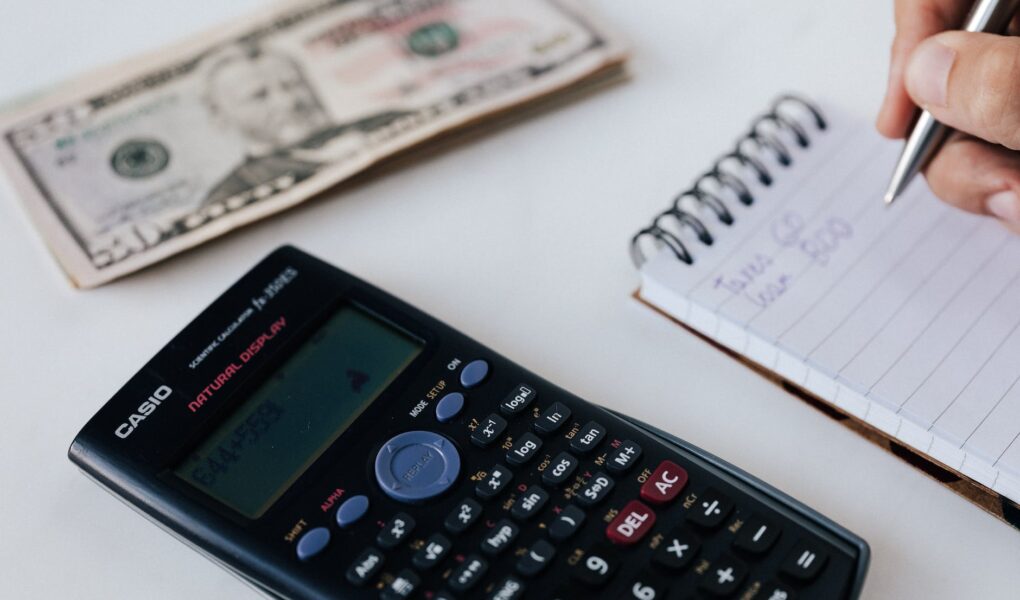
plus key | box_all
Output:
[639,460,688,506]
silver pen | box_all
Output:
[883,0,1020,205]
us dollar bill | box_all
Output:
[0,0,627,287]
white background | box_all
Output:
[1,0,1018,598]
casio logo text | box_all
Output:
[115,385,172,439]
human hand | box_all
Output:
[876,0,1020,227]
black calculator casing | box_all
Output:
[69,246,869,599]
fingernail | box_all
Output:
[987,191,1020,225]
[906,39,955,108]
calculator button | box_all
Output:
[516,539,556,577]
[534,402,572,435]
[412,533,451,570]
[575,471,614,507]
[448,554,488,593]
[542,452,579,487]
[511,485,549,520]
[377,513,415,549]
[570,421,606,454]
[444,498,482,534]
[507,432,543,465]
[476,464,513,499]
[480,519,520,556]
[472,414,508,448]
[627,571,667,600]
[486,575,526,600]
[500,383,537,415]
[548,504,586,541]
[375,431,461,503]
[687,487,733,528]
[699,555,747,597]
[435,392,465,423]
[652,526,700,571]
[640,460,688,505]
[606,440,642,474]
[761,581,797,600]
[460,359,489,388]
[334,494,369,528]
[570,543,619,586]
[344,547,384,586]
[780,540,828,581]
[294,527,330,561]
[606,499,656,546]
[381,568,420,600]
[733,515,780,554]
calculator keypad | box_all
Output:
[506,432,542,465]
[480,519,519,556]
[376,513,415,549]
[444,499,481,534]
[313,358,863,599]
[471,414,507,448]
[541,452,578,487]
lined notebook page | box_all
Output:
[638,107,1020,504]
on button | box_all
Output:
[460,360,489,388]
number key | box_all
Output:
[628,571,667,600]
[570,543,619,586]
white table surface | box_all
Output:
[1,0,1018,598]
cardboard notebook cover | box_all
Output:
[633,292,1020,532]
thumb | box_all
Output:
[905,31,1020,150]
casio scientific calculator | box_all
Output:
[69,246,869,599]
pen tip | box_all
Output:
[883,190,897,205]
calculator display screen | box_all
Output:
[174,306,422,518]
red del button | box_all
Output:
[606,500,656,545]
[640,460,688,505]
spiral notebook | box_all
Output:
[631,96,1020,529]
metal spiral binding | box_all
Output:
[630,95,827,269]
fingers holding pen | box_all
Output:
[923,133,1020,226]
[877,0,970,138]
[904,31,1020,150]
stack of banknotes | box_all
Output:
[0,0,627,287]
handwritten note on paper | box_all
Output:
[639,110,1020,501]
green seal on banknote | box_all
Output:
[406,22,459,57]
[110,139,170,179]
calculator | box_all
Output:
[69,246,869,599]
